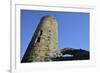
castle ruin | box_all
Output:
[21,16,62,62]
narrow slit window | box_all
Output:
[37,37,40,42]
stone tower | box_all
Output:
[21,16,62,63]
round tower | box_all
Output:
[21,16,62,62]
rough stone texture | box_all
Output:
[52,48,89,61]
[21,16,62,63]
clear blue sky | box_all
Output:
[21,10,89,60]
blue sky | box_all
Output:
[21,10,89,60]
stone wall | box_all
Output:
[21,16,62,63]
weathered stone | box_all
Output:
[52,48,89,61]
[21,16,62,63]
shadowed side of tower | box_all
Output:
[21,16,62,63]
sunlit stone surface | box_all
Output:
[21,16,62,63]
